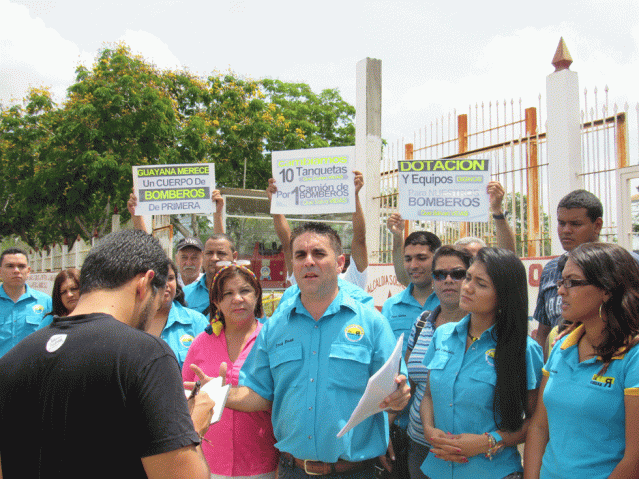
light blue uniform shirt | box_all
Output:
[240,289,406,463]
[273,277,374,316]
[421,315,543,479]
[540,325,639,479]
[0,284,52,357]
[161,301,209,369]
[183,274,210,314]
[381,284,439,429]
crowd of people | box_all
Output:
[0,179,638,479]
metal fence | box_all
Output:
[378,88,636,261]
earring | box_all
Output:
[599,302,605,322]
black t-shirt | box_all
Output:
[0,313,200,478]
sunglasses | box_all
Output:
[432,269,467,281]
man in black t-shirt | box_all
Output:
[0,229,211,479]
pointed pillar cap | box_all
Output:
[552,37,573,71]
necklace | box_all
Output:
[467,330,480,343]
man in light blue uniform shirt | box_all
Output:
[183,234,238,314]
[0,248,52,357]
[216,222,410,478]
[161,301,208,369]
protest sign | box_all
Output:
[270,146,356,214]
[398,159,490,222]
[132,163,215,215]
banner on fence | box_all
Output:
[270,146,356,215]
[132,163,215,215]
[397,159,490,222]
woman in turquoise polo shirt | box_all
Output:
[420,248,543,479]
[524,243,639,479]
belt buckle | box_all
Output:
[303,459,327,475]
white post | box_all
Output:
[546,38,582,255]
[356,58,382,263]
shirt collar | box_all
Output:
[0,283,32,301]
[560,323,631,361]
[290,287,356,321]
[453,314,495,341]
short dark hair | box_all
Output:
[404,231,441,253]
[557,189,603,222]
[568,243,639,372]
[50,268,81,316]
[209,265,263,327]
[432,245,472,271]
[474,247,528,433]
[206,234,236,253]
[79,230,169,295]
[0,248,29,265]
[290,222,343,256]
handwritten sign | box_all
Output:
[398,159,490,222]
[271,146,356,215]
[132,163,215,215]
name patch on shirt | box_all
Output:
[590,373,615,388]
[180,334,195,348]
[33,304,45,314]
[345,325,365,342]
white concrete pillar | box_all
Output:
[545,38,582,255]
[356,58,382,263]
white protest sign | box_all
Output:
[271,146,356,214]
[398,159,490,222]
[132,163,215,215]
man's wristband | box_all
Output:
[492,212,507,220]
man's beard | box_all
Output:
[135,291,158,332]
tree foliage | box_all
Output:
[0,43,356,248]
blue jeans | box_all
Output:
[407,437,430,479]
[277,455,378,479]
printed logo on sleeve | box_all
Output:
[345,325,365,342]
[46,334,67,353]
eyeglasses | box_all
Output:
[556,278,591,289]
[432,269,467,281]
[216,260,251,268]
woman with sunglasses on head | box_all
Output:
[524,243,639,479]
[182,262,278,479]
[420,248,543,479]
[145,261,209,369]
[403,246,471,479]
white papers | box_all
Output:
[185,376,231,425]
[132,163,216,215]
[397,158,490,222]
[336,334,404,438]
[270,146,356,215]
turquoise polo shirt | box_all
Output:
[540,325,639,479]
[240,288,407,463]
[273,277,374,316]
[382,284,439,429]
[420,315,543,479]
[0,284,52,357]
[161,301,209,369]
[183,274,210,314]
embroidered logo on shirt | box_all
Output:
[485,348,496,367]
[590,373,615,388]
[180,334,195,348]
[33,304,45,314]
[46,334,67,353]
[345,325,365,342]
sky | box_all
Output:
[1,0,638,149]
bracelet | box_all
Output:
[492,212,507,220]
[484,432,504,460]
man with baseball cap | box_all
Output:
[176,237,205,287]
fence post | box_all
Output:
[616,112,628,168]
[458,114,469,238]
[525,107,540,257]
[546,38,582,255]
[356,57,382,264]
